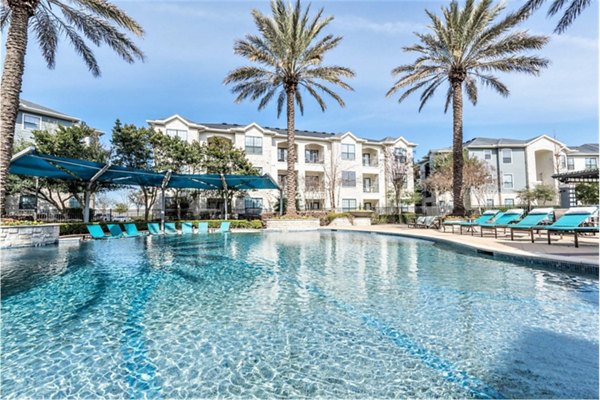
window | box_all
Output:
[342,171,356,187]
[305,175,321,191]
[502,149,512,164]
[342,199,357,211]
[363,177,372,192]
[362,153,372,167]
[19,195,37,210]
[567,157,575,171]
[277,148,288,162]
[585,158,597,170]
[486,199,494,207]
[68,197,81,208]
[308,201,321,210]
[341,144,355,160]
[166,129,188,141]
[394,147,407,163]
[502,174,513,189]
[363,202,372,210]
[504,198,515,206]
[23,114,41,130]
[245,136,263,155]
[305,149,320,163]
[244,197,263,210]
[484,150,492,160]
[277,174,287,189]
[560,155,566,169]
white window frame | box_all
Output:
[502,173,514,189]
[504,198,515,206]
[567,157,575,171]
[484,150,492,160]
[502,149,512,164]
[341,144,356,160]
[585,157,598,170]
[244,136,263,155]
[486,199,494,207]
[341,171,356,187]
[23,113,41,130]
[342,198,357,211]
[166,129,188,141]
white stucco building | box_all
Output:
[148,115,417,215]
[418,135,599,211]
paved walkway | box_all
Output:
[329,224,599,268]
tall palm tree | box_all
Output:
[224,0,354,216]
[521,0,591,33]
[386,0,549,216]
[0,0,144,215]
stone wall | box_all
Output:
[0,224,60,248]
[352,217,372,226]
[265,219,321,231]
[328,217,353,227]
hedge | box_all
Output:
[59,219,262,236]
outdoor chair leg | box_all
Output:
[494,228,498,239]
[547,230,551,245]
[530,229,535,243]
[574,231,579,248]
[510,229,514,241]
[480,228,483,237]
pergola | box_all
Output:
[9,147,281,225]
[552,168,599,184]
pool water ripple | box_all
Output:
[1,231,598,399]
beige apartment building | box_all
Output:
[148,115,417,215]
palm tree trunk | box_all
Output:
[285,89,298,216]
[0,4,34,216]
[451,80,465,216]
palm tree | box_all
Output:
[386,0,549,216]
[0,0,144,215]
[224,0,354,216]
[521,0,591,33]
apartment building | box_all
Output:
[418,135,599,210]
[148,115,417,214]
[7,100,82,215]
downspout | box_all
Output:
[496,148,502,207]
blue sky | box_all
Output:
[11,0,600,159]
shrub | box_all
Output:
[325,212,352,225]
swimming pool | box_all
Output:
[1,231,598,398]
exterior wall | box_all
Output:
[419,135,597,211]
[0,224,60,248]
[14,111,76,144]
[149,116,417,214]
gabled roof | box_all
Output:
[20,99,79,122]
[465,137,529,147]
[569,143,599,155]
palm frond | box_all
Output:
[32,6,59,69]
[72,0,144,35]
[0,6,11,30]
[552,0,591,33]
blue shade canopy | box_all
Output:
[9,150,280,191]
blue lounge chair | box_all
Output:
[442,210,500,234]
[147,222,161,235]
[532,207,599,247]
[509,208,555,241]
[124,223,142,237]
[197,222,209,234]
[479,209,525,238]
[86,224,112,239]
[164,222,178,235]
[218,222,231,233]
[106,224,126,238]
[181,222,193,234]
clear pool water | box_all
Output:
[1,231,598,399]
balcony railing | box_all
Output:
[305,157,324,164]
[362,159,378,167]
[363,184,379,193]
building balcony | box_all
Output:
[305,157,324,164]
[362,160,379,168]
[363,184,379,193]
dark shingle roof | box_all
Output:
[20,99,79,122]
[569,143,599,154]
[465,137,529,147]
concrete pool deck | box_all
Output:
[327,224,599,272]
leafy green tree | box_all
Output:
[521,0,591,33]
[200,137,259,216]
[575,182,599,205]
[534,184,556,205]
[386,0,549,215]
[0,0,145,215]
[7,124,108,212]
[110,120,157,221]
[516,187,537,210]
[113,202,129,214]
[224,0,354,216]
